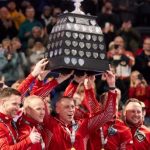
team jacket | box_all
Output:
[0,112,32,150]
[17,73,59,99]
[17,114,51,150]
[44,90,117,150]
[76,85,133,150]
[89,119,133,150]
[130,125,150,150]
[17,74,36,98]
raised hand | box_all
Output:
[31,58,49,77]
[38,70,50,81]
[84,75,95,90]
[29,126,41,144]
[103,70,115,88]
[56,70,74,84]
[73,73,87,84]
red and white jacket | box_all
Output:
[44,89,117,150]
[0,112,32,150]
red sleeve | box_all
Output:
[30,79,58,99]
[31,78,44,94]
[128,87,136,98]
[63,82,78,98]
[83,88,102,114]
[87,91,117,133]
[17,74,36,97]
[0,127,32,150]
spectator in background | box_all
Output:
[0,39,21,86]
[47,7,62,34]
[1,38,11,50]
[18,6,43,51]
[18,0,32,15]
[102,22,116,50]
[11,37,29,78]
[107,36,135,103]
[135,36,150,56]
[97,1,120,29]
[0,7,18,42]
[7,0,26,30]
[28,38,46,65]
[129,70,150,126]
[133,37,150,84]
[117,18,141,53]
[27,26,48,49]
[40,5,53,28]
[108,36,135,79]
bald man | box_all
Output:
[123,98,150,150]
[17,95,50,150]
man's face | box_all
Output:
[7,2,16,11]
[56,98,75,124]
[32,28,41,38]
[143,38,150,52]
[114,37,125,49]
[3,95,21,118]
[125,102,143,124]
[11,39,21,50]
[26,8,35,19]
[27,98,45,123]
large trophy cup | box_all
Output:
[45,0,109,75]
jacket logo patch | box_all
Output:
[108,126,117,136]
[134,129,146,142]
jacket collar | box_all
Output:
[54,116,74,128]
[22,113,42,127]
[0,112,12,123]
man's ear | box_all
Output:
[24,106,31,115]
[55,105,60,114]
[0,98,5,105]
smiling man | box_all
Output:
[0,88,40,149]
[123,98,150,150]
[17,95,51,150]
[56,97,75,125]
[43,70,117,150]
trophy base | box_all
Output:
[51,68,103,76]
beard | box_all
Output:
[125,117,143,128]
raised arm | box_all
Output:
[17,59,49,98]
[83,76,102,114]
[31,71,74,99]
[64,74,86,97]
[86,71,117,133]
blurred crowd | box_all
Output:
[0,1,150,149]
